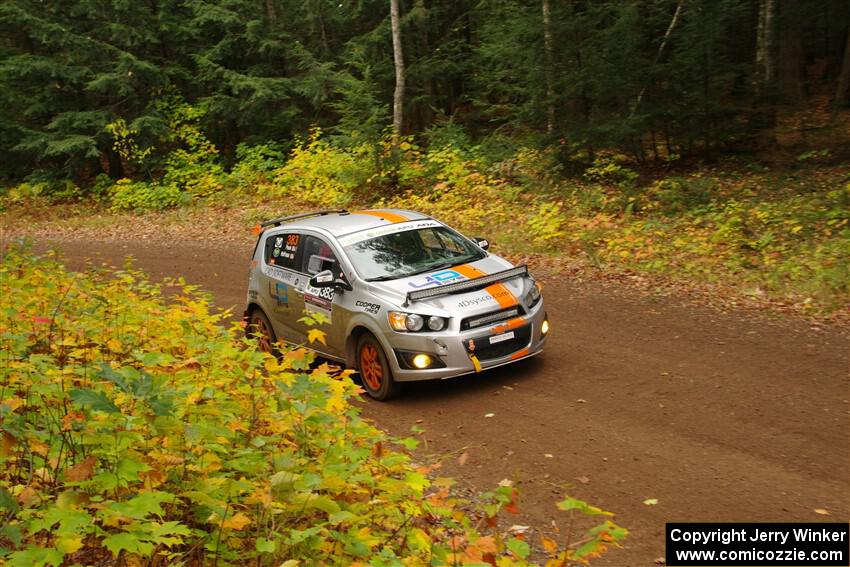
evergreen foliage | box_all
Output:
[1,0,849,182]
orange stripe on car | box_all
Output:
[453,264,519,310]
[353,210,409,223]
[509,348,530,360]
[490,317,525,335]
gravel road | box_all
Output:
[30,238,849,566]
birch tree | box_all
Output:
[390,0,405,148]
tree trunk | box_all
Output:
[542,0,555,134]
[265,0,276,23]
[756,0,777,90]
[834,27,850,111]
[631,0,685,118]
[390,0,405,148]
[777,0,805,103]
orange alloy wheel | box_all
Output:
[359,343,383,390]
[249,311,276,354]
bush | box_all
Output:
[109,178,187,211]
[0,249,627,566]
[266,129,374,207]
[229,143,287,190]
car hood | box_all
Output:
[365,256,529,316]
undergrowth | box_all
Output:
[2,131,848,314]
[0,249,627,566]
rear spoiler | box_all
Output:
[405,265,528,306]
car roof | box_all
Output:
[267,209,434,238]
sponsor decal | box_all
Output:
[456,287,513,309]
[338,219,441,246]
[274,236,284,248]
[304,284,335,322]
[269,281,288,306]
[248,290,258,300]
[273,248,281,258]
[355,300,381,315]
[408,269,467,290]
[261,264,303,289]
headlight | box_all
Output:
[388,312,448,332]
[405,313,424,331]
[525,281,542,308]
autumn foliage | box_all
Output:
[0,249,626,565]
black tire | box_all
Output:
[247,309,277,355]
[356,333,399,401]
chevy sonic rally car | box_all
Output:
[243,209,549,399]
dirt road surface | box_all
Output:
[29,238,850,566]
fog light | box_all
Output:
[541,319,550,336]
[412,354,432,369]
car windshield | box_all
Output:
[344,226,486,281]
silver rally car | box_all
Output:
[244,209,549,399]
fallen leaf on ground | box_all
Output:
[814,508,830,515]
[484,413,495,418]
[643,498,658,506]
[576,475,590,484]
[509,525,530,534]
[458,452,469,466]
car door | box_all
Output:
[295,234,351,360]
[257,231,308,345]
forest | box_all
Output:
[1,0,849,181]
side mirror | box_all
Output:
[309,269,335,288]
[309,269,353,292]
[475,237,490,251]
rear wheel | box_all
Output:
[248,309,277,355]
[356,334,398,401]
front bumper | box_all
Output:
[383,304,549,382]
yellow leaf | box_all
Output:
[221,512,251,530]
[56,536,84,554]
[2,397,24,411]
[541,535,559,555]
[307,328,326,345]
[814,508,830,516]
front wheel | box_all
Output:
[248,309,277,355]
[356,334,399,401]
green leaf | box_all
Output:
[397,437,419,450]
[0,486,18,514]
[307,495,340,515]
[287,526,322,545]
[106,491,171,520]
[506,537,530,559]
[6,545,64,567]
[69,389,119,413]
[404,471,429,493]
[255,537,276,553]
[115,458,150,483]
[328,510,356,525]
[556,496,613,516]
[102,532,154,557]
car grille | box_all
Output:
[473,325,531,361]
[461,306,525,331]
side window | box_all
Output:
[265,232,300,269]
[300,235,339,276]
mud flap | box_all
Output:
[465,339,482,372]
